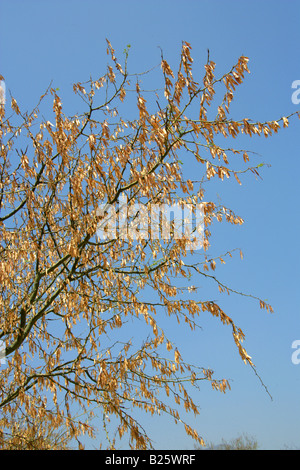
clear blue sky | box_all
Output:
[1,0,299,450]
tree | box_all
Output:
[200,433,259,450]
[0,40,298,450]
[0,416,72,450]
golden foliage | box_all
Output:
[0,40,298,449]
